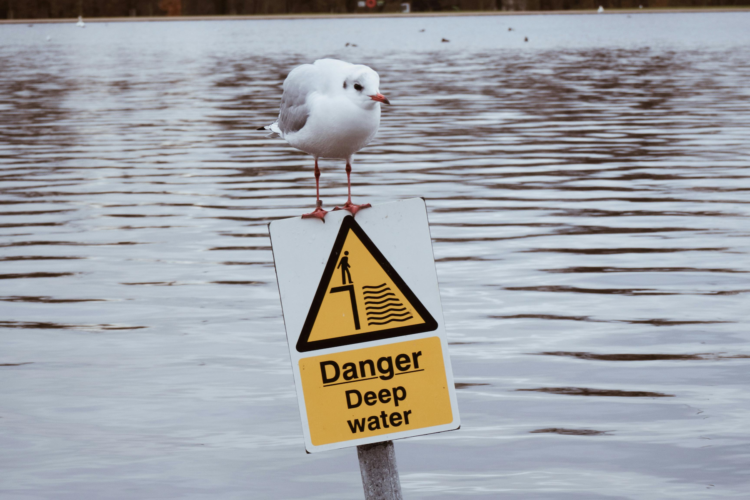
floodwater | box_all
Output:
[1,12,749,500]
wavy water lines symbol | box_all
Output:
[362,283,413,326]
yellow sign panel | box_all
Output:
[299,336,452,446]
[296,216,437,352]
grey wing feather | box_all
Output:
[277,64,321,135]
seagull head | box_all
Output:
[341,66,390,109]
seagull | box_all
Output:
[259,59,390,220]
[76,15,85,27]
[598,5,604,12]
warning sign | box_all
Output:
[297,216,437,352]
[300,336,452,446]
[269,198,460,453]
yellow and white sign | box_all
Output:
[269,198,460,453]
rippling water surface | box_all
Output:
[1,12,750,499]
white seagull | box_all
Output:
[259,58,390,220]
[76,16,86,27]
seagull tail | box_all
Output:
[257,122,282,138]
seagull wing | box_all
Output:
[277,64,324,136]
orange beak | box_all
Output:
[370,93,391,105]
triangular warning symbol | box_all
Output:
[296,216,438,352]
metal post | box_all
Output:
[357,441,403,500]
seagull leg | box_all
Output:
[334,161,371,216]
[302,158,327,221]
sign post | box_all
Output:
[358,440,402,500]
[269,198,460,494]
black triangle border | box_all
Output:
[296,216,438,353]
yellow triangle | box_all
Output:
[296,217,437,352]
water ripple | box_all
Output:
[1,13,749,500]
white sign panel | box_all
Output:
[269,198,460,453]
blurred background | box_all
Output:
[3,0,750,19]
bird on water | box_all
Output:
[259,58,390,221]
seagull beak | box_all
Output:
[370,93,390,105]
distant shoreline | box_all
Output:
[1,7,749,25]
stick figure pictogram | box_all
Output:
[337,251,353,285]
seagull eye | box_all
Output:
[354,83,363,92]
[343,82,347,89]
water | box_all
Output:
[1,12,750,499]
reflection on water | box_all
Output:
[1,12,750,500]
[531,428,611,435]
[517,387,674,397]
[537,351,750,361]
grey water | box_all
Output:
[1,12,749,499]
